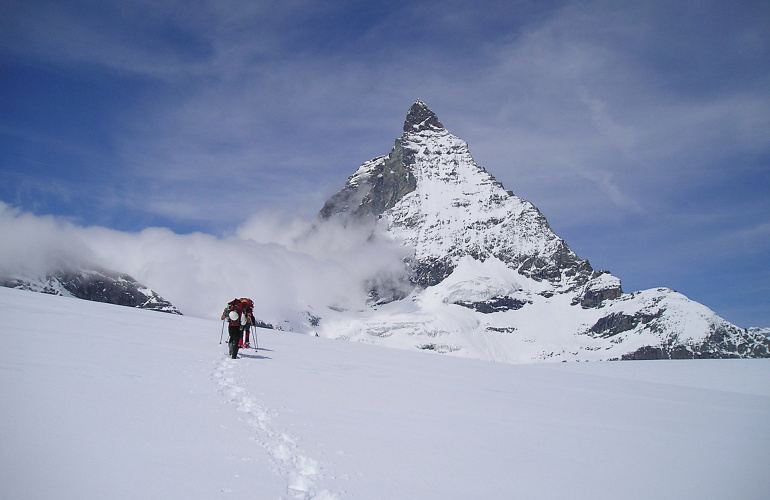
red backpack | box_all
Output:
[226,299,243,327]
[226,298,254,327]
[240,298,254,313]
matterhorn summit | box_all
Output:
[403,98,444,132]
[323,100,616,302]
[314,100,769,362]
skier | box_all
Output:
[221,298,251,359]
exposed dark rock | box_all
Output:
[579,272,623,308]
[305,311,321,327]
[407,257,456,287]
[1,278,59,296]
[357,149,417,218]
[621,323,770,360]
[588,312,658,338]
[2,269,181,314]
[318,180,368,220]
[254,319,274,329]
[416,343,460,353]
[580,286,622,308]
[486,326,517,333]
[454,296,530,313]
[320,144,418,222]
[494,226,596,291]
[404,99,444,132]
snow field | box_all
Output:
[213,357,338,499]
[1,286,769,499]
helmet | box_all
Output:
[228,310,239,321]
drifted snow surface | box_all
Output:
[1,287,768,499]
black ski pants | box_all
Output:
[228,325,241,358]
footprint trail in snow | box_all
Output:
[213,356,341,500]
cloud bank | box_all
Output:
[0,203,95,276]
[0,202,409,324]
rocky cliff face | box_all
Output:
[322,100,619,301]
[312,100,767,362]
[1,267,181,314]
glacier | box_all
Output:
[1,286,768,499]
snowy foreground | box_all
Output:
[1,287,768,500]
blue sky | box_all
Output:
[1,0,768,327]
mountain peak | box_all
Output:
[403,99,444,132]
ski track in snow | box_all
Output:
[213,354,341,500]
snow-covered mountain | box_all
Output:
[3,100,765,362]
[313,100,769,361]
[1,266,180,314]
[322,100,599,297]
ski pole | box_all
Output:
[253,325,259,351]
[219,320,225,344]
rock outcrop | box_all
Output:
[1,267,181,314]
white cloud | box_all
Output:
[0,203,409,324]
[0,202,95,277]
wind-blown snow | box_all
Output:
[1,287,768,499]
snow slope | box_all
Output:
[314,256,765,362]
[1,286,768,499]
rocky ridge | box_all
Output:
[1,267,181,314]
[322,100,619,301]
